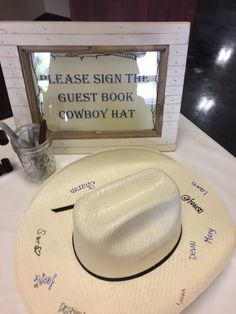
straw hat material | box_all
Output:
[15,147,236,314]
[73,168,182,280]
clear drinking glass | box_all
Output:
[11,124,56,181]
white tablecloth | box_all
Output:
[0,115,235,313]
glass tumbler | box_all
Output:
[11,124,56,181]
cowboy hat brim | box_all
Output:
[15,148,235,314]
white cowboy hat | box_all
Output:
[15,147,235,313]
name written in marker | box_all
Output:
[69,180,96,194]
[34,228,46,257]
[33,273,57,291]
[181,195,204,214]
[176,288,187,305]
[189,241,198,260]
[191,181,208,196]
[204,228,216,244]
[58,301,86,314]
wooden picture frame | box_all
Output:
[0,22,190,153]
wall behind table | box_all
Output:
[69,0,198,22]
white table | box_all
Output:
[0,115,235,313]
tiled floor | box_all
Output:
[181,0,236,156]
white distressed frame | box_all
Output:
[0,21,190,153]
